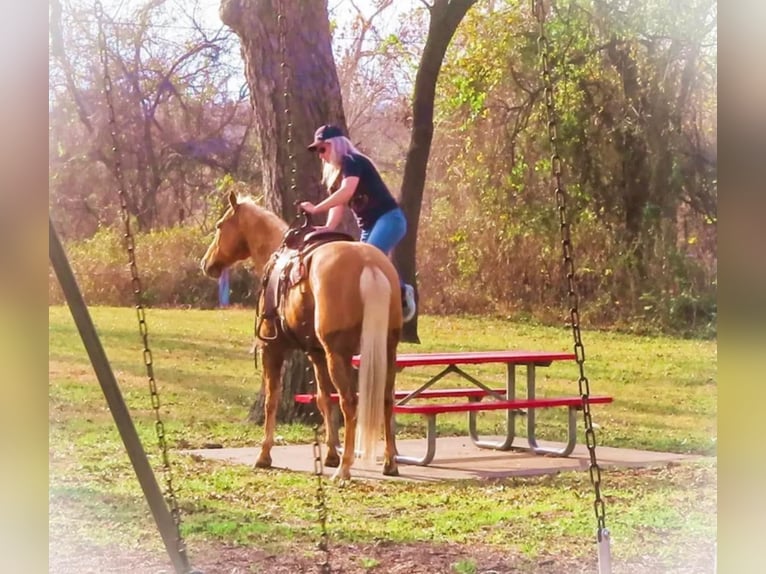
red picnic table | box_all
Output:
[297,350,613,466]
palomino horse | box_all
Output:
[201,191,402,479]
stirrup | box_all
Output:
[402,284,416,322]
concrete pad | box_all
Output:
[184,436,701,482]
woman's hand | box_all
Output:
[299,201,317,214]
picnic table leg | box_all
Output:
[526,365,577,456]
[467,363,517,450]
[394,414,437,466]
[396,366,455,405]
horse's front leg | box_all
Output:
[308,351,341,468]
[255,342,285,469]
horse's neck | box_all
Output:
[243,206,288,270]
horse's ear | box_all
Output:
[228,190,238,210]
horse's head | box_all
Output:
[200,191,251,279]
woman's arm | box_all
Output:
[300,176,359,214]
[324,205,345,230]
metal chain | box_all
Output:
[95,0,188,559]
[277,1,331,570]
[312,423,331,573]
[305,357,330,573]
[277,0,300,216]
[532,0,607,537]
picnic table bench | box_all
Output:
[295,350,613,466]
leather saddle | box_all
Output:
[256,218,354,347]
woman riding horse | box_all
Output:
[201,191,402,480]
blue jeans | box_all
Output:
[360,207,407,255]
[360,207,407,286]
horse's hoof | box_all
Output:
[331,467,351,483]
[254,458,272,469]
[324,453,341,468]
[383,464,399,477]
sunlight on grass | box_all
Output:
[49,306,716,569]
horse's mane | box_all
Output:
[234,194,287,224]
[234,193,263,210]
[232,193,290,244]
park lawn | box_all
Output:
[49,305,717,573]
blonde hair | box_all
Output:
[321,136,377,192]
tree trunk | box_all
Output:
[246,349,320,424]
[394,0,477,343]
[220,0,348,423]
[221,0,345,217]
[604,39,651,280]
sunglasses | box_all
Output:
[315,145,328,154]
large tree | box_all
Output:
[219,0,348,422]
[221,0,478,420]
[220,0,347,217]
[394,0,478,342]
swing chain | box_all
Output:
[313,424,331,573]
[532,0,608,536]
[305,357,330,573]
[95,0,187,558]
[277,1,331,570]
[277,0,300,216]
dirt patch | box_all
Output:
[49,535,714,574]
[49,537,586,573]
[193,541,578,574]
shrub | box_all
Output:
[49,225,258,309]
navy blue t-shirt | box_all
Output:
[339,152,398,230]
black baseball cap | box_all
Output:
[307,124,345,150]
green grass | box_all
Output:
[49,305,717,570]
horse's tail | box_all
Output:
[355,265,391,464]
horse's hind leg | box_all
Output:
[326,350,358,481]
[255,342,285,469]
[308,351,341,468]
